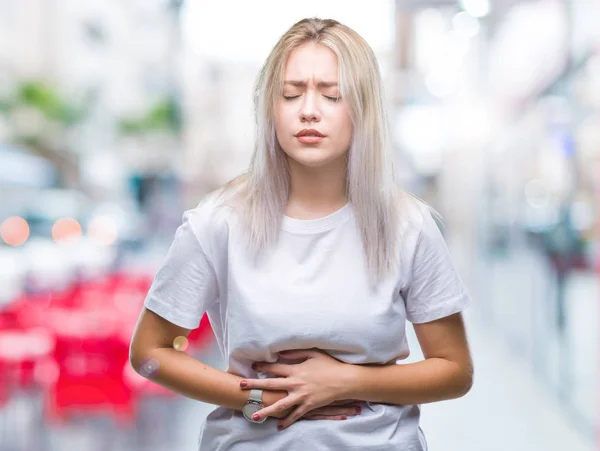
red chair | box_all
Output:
[43,310,135,427]
[3,270,214,428]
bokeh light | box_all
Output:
[52,217,82,243]
[139,357,160,378]
[452,11,480,38]
[0,216,30,246]
[459,0,490,18]
[87,215,119,246]
[173,336,189,352]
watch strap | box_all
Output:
[248,388,263,404]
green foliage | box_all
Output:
[0,80,85,125]
[119,97,181,135]
[17,81,84,125]
[0,80,181,139]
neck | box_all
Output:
[285,156,348,218]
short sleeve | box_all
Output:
[404,208,471,324]
[143,210,219,329]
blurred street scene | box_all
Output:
[0,0,598,450]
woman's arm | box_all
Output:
[130,308,360,421]
[340,312,473,405]
[129,308,288,412]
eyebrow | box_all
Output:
[283,80,339,88]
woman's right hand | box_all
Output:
[262,390,291,418]
[263,391,362,420]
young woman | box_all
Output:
[130,17,473,450]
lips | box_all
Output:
[295,129,325,138]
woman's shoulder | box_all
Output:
[190,173,247,216]
[183,180,246,248]
[397,190,440,233]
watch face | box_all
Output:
[243,403,264,423]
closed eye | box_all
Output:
[283,95,342,101]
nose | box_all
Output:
[299,91,321,123]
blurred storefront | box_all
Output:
[480,0,599,435]
[393,0,600,439]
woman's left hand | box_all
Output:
[240,349,353,429]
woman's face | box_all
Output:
[274,42,353,169]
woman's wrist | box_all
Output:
[336,363,363,401]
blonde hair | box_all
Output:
[222,17,402,286]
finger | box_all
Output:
[277,405,310,430]
[253,362,293,377]
[278,349,318,360]
[240,378,288,391]
[303,414,349,421]
[306,407,360,417]
[329,399,362,406]
[253,396,298,421]
[306,406,362,417]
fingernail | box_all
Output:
[341,415,347,420]
[252,414,260,421]
[240,380,247,388]
[277,425,284,431]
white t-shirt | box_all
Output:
[144,190,471,451]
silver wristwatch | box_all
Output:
[242,389,265,423]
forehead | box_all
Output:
[283,42,339,82]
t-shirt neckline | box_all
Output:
[282,203,351,233]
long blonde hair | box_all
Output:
[222,17,402,286]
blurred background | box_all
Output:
[0,0,598,450]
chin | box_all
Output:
[291,157,336,169]
[287,149,344,169]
